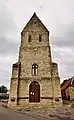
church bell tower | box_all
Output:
[8,13,62,107]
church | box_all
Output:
[8,13,62,107]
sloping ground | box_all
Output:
[1,101,74,120]
[17,103,74,120]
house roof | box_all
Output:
[61,79,71,91]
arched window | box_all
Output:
[32,63,38,76]
[28,35,31,42]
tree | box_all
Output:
[0,85,8,93]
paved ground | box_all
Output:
[16,105,74,120]
[0,105,44,120]
[0,102,74,120]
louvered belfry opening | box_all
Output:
[29,81,40,102]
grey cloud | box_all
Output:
[0,2,17,36]
[0,37,19,56]
[0,76,10,88]
[0,63,11,88]
[0,1,18,88]
[51,22,74,48]
[0,1,19,56]
[0,55,17,88]
[51,45,74,82]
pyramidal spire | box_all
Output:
[21,12,49,34]
[33,12,36,15]
[32,12,37,18]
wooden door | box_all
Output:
[29,81,40,102]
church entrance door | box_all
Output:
[29,81,40,102]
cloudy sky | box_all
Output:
[0,0,74,88]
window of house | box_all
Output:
[28,35,31,42]
[32,64,38,76]
[39,35,42,42]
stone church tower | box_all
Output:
[8,13,62,107]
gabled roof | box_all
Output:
[61,79,71,91]
[21,12,49,34]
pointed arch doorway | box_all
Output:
[29,81,40,102]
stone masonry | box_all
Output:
[8,13,62,108]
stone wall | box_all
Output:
[69,87,74,100]
[8,13,62,107]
